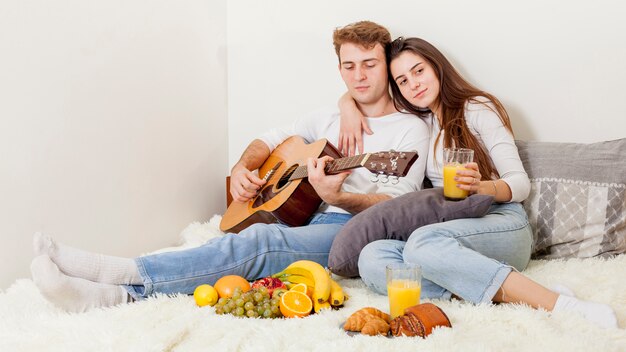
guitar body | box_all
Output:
[220,136,343,233]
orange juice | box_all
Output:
[443,164,469,200]
[387,279,421,318]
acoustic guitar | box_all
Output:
[219,136,418,233]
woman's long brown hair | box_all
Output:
[387,37,513,180]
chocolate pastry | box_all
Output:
[389,303,452,337]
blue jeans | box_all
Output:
[125,212,352,300]
[358,202,532,304]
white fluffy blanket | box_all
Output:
[1,216,625,352]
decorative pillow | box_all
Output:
[328,188,494,277]
[516,139,626,259]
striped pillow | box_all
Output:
[516,139,626,259]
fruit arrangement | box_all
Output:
[192,260,346,319]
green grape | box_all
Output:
[242,293,252,303]
[246,309,256,318]
[271,306,279,314]
[253,292,263,302]
[235,298,245,307]
[244,302,254,311]
[223,305,232,313]
[233,287,242,296]
[215,306,224,315]
[256,305,265,315]
[227,301,236,310]
[235,307,245,316]
[263,309,272,318]
[262,302,270,311]
[218,297,228,305]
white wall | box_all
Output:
[2,0,624,289]
[228,0,626,166]
[0,1,228,288]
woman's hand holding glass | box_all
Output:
[453,162,482,194]
[454,162,504,201]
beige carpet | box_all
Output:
[1,217,625,352]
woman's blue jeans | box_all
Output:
[125,212,352,300]
[358,202,532,304]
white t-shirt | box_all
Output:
[424,97,530,202]
[258,107,430,214]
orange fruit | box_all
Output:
[214,275,251,298]
[280,290,312,318]
[193,284,218,307]
[289,283,312,299]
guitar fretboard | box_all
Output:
[285,154,370,182]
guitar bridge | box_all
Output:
[262,162,283,182]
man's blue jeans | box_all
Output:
[358,202,533,304]
[125,212,352,300]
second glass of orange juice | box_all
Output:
[386,263,421,318]
[443,148,474,200]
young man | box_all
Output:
[30,21,430,312]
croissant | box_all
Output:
[343,307,390,332]
[344,312,375,331]
[361,316,390,336]
[358,307,391,323]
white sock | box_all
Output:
[552,294,618,329]
[31,255,130,313]
[33,232,142,285]
[551,283,575,297]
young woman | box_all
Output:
[339,37,618,329]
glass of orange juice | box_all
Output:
[443,148,474,200]
[386,263,421,318]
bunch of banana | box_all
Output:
[272,260,347,313]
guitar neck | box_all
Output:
[289,154,370,181]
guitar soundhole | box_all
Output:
[277,165,298,189]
